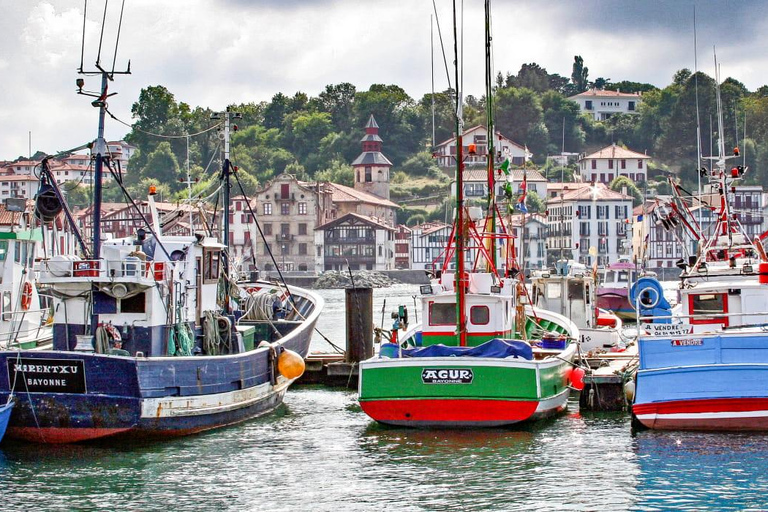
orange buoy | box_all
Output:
[277,349,305,379]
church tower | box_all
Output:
[352,114,392,200]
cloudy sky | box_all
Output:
[2,0,767,159]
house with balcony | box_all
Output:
[546,182,633,266]
[433,126,530,169]
[247,173,330,273]
[568,88,642,121]
[314,212,395,271]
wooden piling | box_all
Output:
[345,287,373,363]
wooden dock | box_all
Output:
[295,353,360,388]
[579,345,639,412]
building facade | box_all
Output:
[314,213,395,271]
[546,183,633,266]
[247,174,328,273]
[568,89,643,121]
[410,222,452,271]
[433,125,530,169]
[578,143,650,184]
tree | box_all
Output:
[571,56,589,94]
[137,142,181,193]
[314,83,357,132]
[398,151,441,177]
[513,63,551,93]
[494,87,546,156]
[609,175,643,206]
[315,159,354,187]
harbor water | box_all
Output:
[2,285,768,510]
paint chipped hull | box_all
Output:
[0,283,322,444]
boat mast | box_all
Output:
[484,0,496,271]
[76,4,131,334]
[452,0,467,346]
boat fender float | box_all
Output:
[569,367,586,391]
[278,349,305,380]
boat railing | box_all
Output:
[37,259,173,281]
[637,310,768,336]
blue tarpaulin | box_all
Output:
[400,338,533,360]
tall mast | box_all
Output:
[452,0,467,347]
[484,0,496,270]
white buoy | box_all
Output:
[624,379,636,402]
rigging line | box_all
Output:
[230,169,297,311]
[105,108,223,139]
[79,0,88,71]
[103,159,173,261]
[110,0,126,74]
[96,0,109,67]
[431,0,453,90]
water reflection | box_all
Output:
[633,431,768,511]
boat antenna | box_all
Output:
[431,15,436,149]
[76,0,131,335]
[431,0,453,90]
[693,6,703,236]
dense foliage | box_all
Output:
[108,55,768,205]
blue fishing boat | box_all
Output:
[631,67,768,431]
[0,398,13,442]
[0,41,322,443]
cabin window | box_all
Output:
[0,241,7,261]
[546,283,561,299]
[567,281,584,300]
[13,242,20,263]
[203,250,220,284]
[470,305,489,325]
[617,271,629,283]
[120,292,146,314]
[429,302,456,326]
[689,293,728,326]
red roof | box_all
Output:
[325,182,398,208]
[569,88,642,99]
[581,144,651,161]
[547,182,631,202]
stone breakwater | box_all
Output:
[313,270,401,289]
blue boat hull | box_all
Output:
[0,400,13,442]
[633,332,768,430]
[0,319,314,443]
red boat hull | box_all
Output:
[633,397,768,431]
[360,398,547,428]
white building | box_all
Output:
[459,168,547,205]
[509,214,548,271]
[410,221,452,271]
[547,183,633,266]
[0,175,39,200]
[578,143,650,185]
[434,125,530,169]
[568,88,642,121]
[314,212,395,272]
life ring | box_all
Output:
[21,282,33,311]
